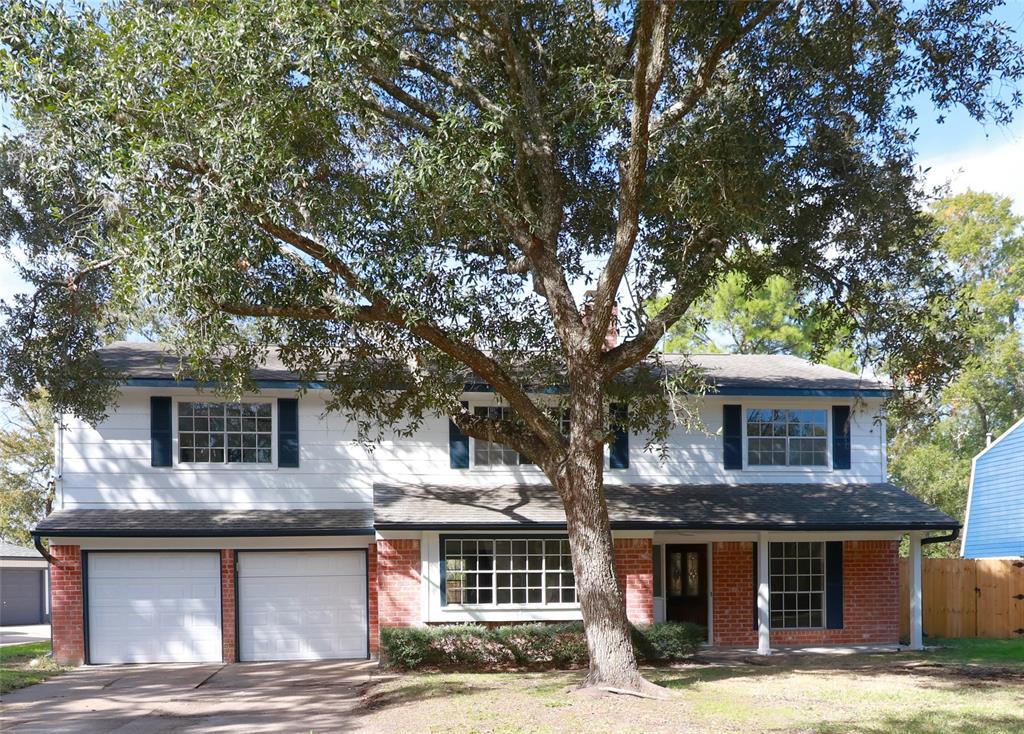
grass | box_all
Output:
[358,639,1024,734]
[0,641,67,695]
[923,637,1024,666]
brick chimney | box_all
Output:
[583,291,619,351]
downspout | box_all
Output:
[33,533,58,565]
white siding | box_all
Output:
[60,388,888,510]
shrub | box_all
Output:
[633,622,705,661]
[380,622,704,670]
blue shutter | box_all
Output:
[825,541,844,629]
[832,406,851,470]
[610,403,629,469]
[150,396,173,467]
[449,401,470,469]
[277,398,299,468]
[723,404,743,470]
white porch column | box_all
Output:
[909,531,924,650]
[757,532,771,655]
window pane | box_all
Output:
[768,541,825,629]
[442,537,576,607]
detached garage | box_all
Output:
[238,550,368,661]
[86,552,222,664]
[0,541,50,626]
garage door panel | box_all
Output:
[87,552,221,664]
[239,551,367,661]
[240,551,364,577]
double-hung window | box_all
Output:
[472,406,571,467]
[746,408,827,466]
[443,537,576,606]
[769,541,825,629]
[178,401,273,464]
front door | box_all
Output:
[665,544,708,629]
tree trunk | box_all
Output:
[550,375,664,697]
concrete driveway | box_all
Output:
[0,625,51,647]
[0,660,377,733]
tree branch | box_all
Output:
[649,1,780,140]
[587,1,674,354]
[253,217,566,448]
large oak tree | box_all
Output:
[1,1,1021,693]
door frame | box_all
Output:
[656,541,713,642]
[82,549,222,665]
[234,547,370,662]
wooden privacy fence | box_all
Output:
[899,558,1024,640]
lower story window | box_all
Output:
[443,537,576,606]
[769,541,825,629]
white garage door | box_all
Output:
[87,552,221,664]
[238,551,367,662]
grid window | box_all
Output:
[472,407,570,467]
[178,402,272,464]
[443,538,576,606]
[473,406,520,466]
[769,541,825,629]
[747,409,827,466]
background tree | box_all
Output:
[650,273,857,370]
[889,191,1024,555]
[0,396,54,546]
[1,1,1022,693]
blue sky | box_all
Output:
[2,5,1024,309]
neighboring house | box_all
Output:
[33,342,956,666]
[962,416,1024,559]
[0,541,50,625]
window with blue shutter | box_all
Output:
[723,404,743,470]
[150,396,173,467]
[610,403,629,469]
[449,401,470,469]
[832,406,851,470]
[825,541,844,629]
[277,398,299,468]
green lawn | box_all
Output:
[358,639,1024,734]
[0,642,67,695]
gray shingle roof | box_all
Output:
[99,341,888,394]
[373,482,957,531]
[0,541,44,558]
[33,509,375,537]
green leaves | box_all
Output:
[0,0,1021,441]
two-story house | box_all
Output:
[34,342,956,666]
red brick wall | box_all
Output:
[614,537,654,625]
[367,543,379,655]
[220,549,237,662]
[49,545,85,666]
[711,540,900,646]
[377,538,421,633]
[711,541,755,646]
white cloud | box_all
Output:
[921,133,1024,215]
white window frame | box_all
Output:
[172,397,278,471]
[768,540,827,630]
[440,535,578,610]
[742,405,833,471]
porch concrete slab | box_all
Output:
[697,643,905,664]
[0,660,374,733]
[0,624,51,647]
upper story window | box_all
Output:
[472,406,571,468]
[178,401,272,464]
[747,408,827,467]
